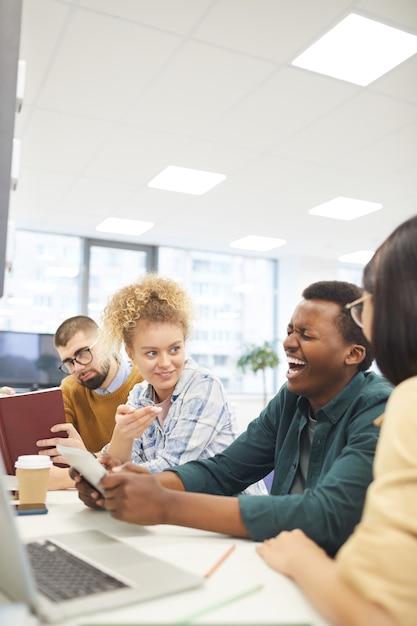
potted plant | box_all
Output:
[236,340,279,406]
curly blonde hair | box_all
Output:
[101,274,195,351]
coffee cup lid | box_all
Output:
[15,455,53,469]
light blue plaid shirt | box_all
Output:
[125,357,238,473]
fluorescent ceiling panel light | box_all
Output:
[148,165,226,195]
[339,250,375,265]
[96,217,154,236]
[309,197,382,221]
[230,235,286,252]
[292,13,417,86]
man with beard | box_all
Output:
[37,316,142,488]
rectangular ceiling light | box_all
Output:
[309,197,382,220]
[292,13,417,86]
[96,217,154,236]
[230,235,286,252]
[148,165,226,195]
[339,250,375,265]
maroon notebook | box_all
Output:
[0,387,67,475]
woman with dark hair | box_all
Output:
[257,214,417,626]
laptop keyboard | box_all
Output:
[26,539,128,602]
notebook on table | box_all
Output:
[0,451,204,623]
[0,387,67,474]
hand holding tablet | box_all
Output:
[56,445,108,496]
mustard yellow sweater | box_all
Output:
[60,364,143,452]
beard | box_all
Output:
[78,359,111,390]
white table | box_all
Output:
[15,488,331,626]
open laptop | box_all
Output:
[0,452,203,623]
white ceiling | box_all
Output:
[10,0,417,262]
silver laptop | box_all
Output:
[0,453,203,623]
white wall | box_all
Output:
[229,395,267,433]
[230,256,341,433]
[277,254,339,343]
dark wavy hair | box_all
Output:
[302,281,374,371]
[366,214,417,386]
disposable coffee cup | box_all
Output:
[15,455,52,504]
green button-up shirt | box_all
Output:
[170,371,392,555]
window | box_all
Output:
[85,240,155,318]
[0,231,82,332]
[159,247,278,393]
[1,230,278,395]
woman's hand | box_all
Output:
[98,452,122,471]
[114,404,162,441]
[256,529,326,577]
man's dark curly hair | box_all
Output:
[302,281,374,371]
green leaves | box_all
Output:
[236,341,279,374]
[236,341,279,405]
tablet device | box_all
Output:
[56,445,108,496]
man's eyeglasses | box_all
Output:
[345,293,372,329]
[58,339,98,374]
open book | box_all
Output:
[0,387,67,475]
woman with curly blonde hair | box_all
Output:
[100,274,238,472]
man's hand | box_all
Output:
[72,459,247,538]
[101,463,170,525]
[37,423,86,464]
[71,459,167,521]
[70,468,103,509]
[71,453,184,514]
[69,452,123,509]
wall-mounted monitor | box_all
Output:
[0,331,65,390]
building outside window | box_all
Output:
[159,247,278,394]
[0,231,82,333]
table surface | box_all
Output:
[12,485,331,626]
